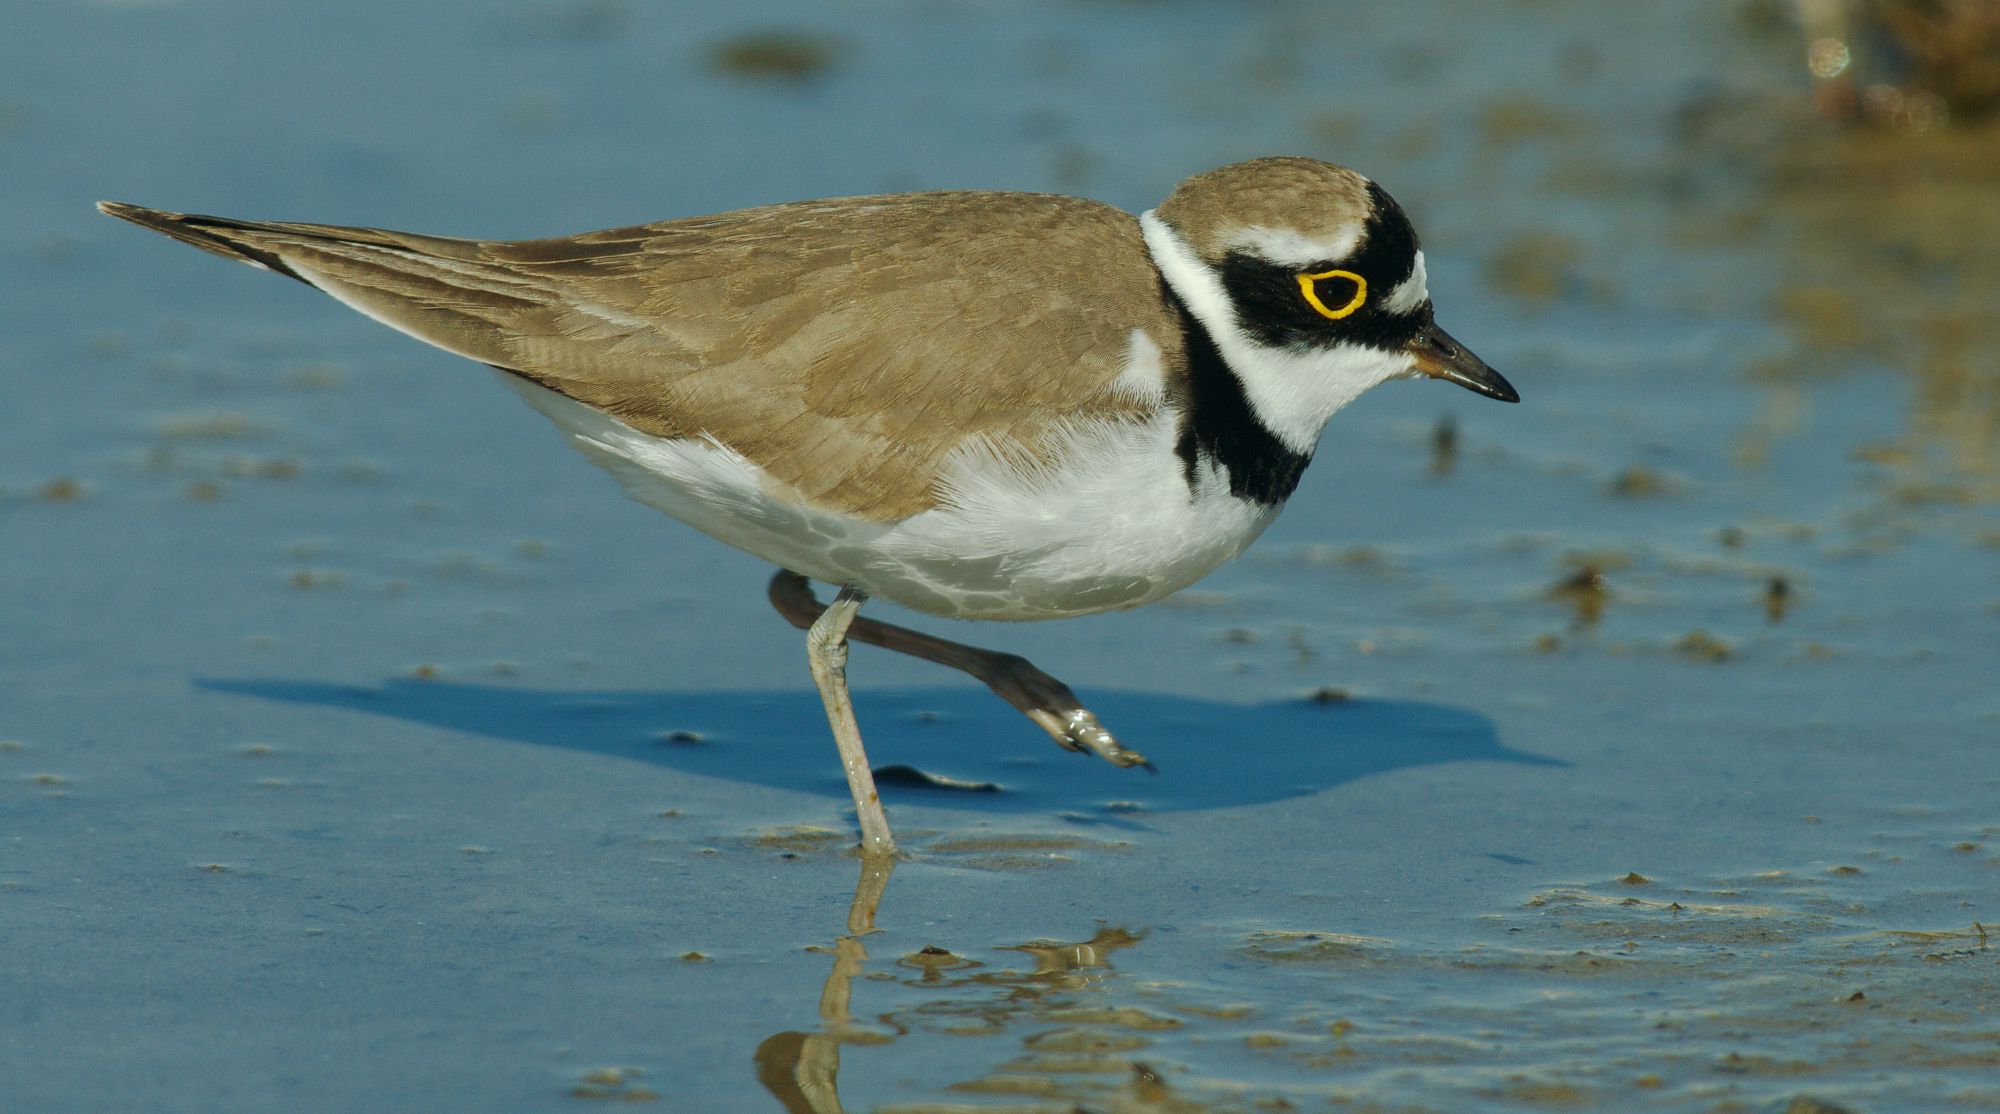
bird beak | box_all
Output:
[1408,321,1518,403]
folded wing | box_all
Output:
[101,194,1178,520]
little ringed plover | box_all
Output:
[101,156,1517,855]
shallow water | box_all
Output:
[4,1,1998,1111]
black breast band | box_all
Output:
[1161,280,1312,507]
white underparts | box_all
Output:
[491,335,1279,622]
[1139,210,1412,456]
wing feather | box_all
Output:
[102,193,1183,520]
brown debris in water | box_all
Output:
[1608,465,1671,498]
[1548,561,1612,628]
[748,826,847,853]
[1484,229,1585,308]
[571,1066,658,1103]
[1478,95,1591,149]
[1764,575,1795,622]
[897,945,972,980]
[1795,0,2000,127]
[1239,930,1388,965]
[709,31,842,83]
[37,477,84,502]
[1673,630,1733,662]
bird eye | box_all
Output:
[1296,269,1367,321]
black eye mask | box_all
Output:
[1215,180,1430,353]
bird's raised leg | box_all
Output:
[771,570,1151,770]
[806,584,896,855]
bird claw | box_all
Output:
[1027,706,1153,770]
[981,652,1155,771]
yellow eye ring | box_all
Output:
[1296,269,1367,320]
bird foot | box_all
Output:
[980,654,1151,769]
[1024,706,1153,770]
[765,571,1153,771]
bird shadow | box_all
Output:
[195,678,1561,819]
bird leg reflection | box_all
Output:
[769,570,1152,770]
[753,852,896,1113]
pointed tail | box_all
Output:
[97,201,313,283]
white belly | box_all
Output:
[496,373,1281,621]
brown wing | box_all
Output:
[100,193,1182,520]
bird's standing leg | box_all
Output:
[771,570,1151,770]
[806,583,896,855]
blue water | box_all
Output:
[4,1,1997,1111]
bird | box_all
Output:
[100,156,1517,855]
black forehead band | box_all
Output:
[1340,181,1419,290]
[1210,182,1430,352]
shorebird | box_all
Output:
[102,156,1516,854]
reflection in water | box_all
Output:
[757,851,2000,1110]
[1679,15,2000,511]
[754,854,895,1114]
[1762,575,1793,623]
[1429,414,1458,478]
[1705,79,2000,503]
[754,856,1190,1111]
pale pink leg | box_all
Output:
[804,583,896,854]
[770,570,1151,770]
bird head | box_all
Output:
[1143,157,1516,454]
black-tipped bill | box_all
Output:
[1409,321,1518,403]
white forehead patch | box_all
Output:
[1225,222,1364,268]
[1381,250,1428,315]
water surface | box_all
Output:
[4,1,1997,1110]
